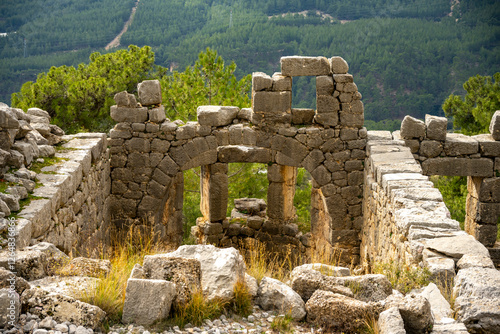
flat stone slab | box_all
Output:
[422,157,493,177]
[367,130,392,141]
[423,234,490,260]
[280,56,330,76]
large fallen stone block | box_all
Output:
[281,56,330,76]
[0,249,47,280]
[142,256,201,307]
[397,293,433,334]
[58,257,111,278]
[422,234,490,261]
[257,276,306,320]
[122,278,176,326]
[378,307,406,334]
[197,105,239,127]
[25,242,69,275]
[29,276,100,299]
[453,267,500,333]
[306,290,376,333]
[21,288,105,329]
[158,245,246,300]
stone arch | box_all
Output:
[108,56,366,263]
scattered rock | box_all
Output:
[257,276,306,321]
[59,257,111,278]
[378,307,406,334]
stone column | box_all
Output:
[267,164,297,221]
[466,176,500,248]
[200,163,228,223]
[160,171,184,247]
[310,185,332,245]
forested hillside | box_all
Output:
[1,0,499,127]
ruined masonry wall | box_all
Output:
[108,56,366,260]
[16,133,111,255]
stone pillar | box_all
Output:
[200,163,228,223]
[160,171,184,247]
[466,176,500,247]
[310,185,332,245]
[267,164,297,221]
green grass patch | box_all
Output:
[30,156,68,174]
[372,261,431,294]
[271,313,293,333]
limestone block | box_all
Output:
[421,158,493,177]
[252,111,291,126]
[257,276,306,320]
[201,165,228,222]
[280,56,330,76]
[302,150,325,172]
[444,133,478,156]
[397,293,433,334]
[330,56,349,74]
[12,141,36,165]
[468,176,500,203]
[453,267,500,333]
[0,132,13,151]
[367,131,393,141]
[21,288,106,329]
[378,307,406,334]
[339,111,364,128]
[272,72,292,91]
[332,74,354,83]
[110,106,148,123]
[247,216,264,229]
[0,108,20,129]
[252,91,291,113]
[137,79,161,106]
[400,115,425,139]
[290,108,315,125]
[197,105,239,127]
[314,112,339,127]
[218,145,272,163]
[109,128,132,139]
[424,257,455,287]
[157,155,180,176]
[27,107,50,120]
[252,72,272,91]
[420,140,442,158]
[238,107,252,121]
[125,137,150,153]
[59,257,111,278]
[311,165,331,186]
[148,105,166,123]
[457,254,495,270]
[474,134,500,156]
[306,290,375,332]
[316,95,340,113]
[176,122,197,140]
[466,219,498,247]
[114,91,137,107]
[122,278,176,326]
[159,245,246,300]
[425,114,447,141]
[0,249,47,280]
[422,234,490,260]
[143,256,201,308]
[489,110,500,140]
[234,198,266,214]
[316,75,334,95]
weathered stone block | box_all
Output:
[400,115,425,139]
[425,114,447,141]
[138,79,161,106]
[422,158,493,177]
[420,140,442,158]
[316,76,334,95]
[110,106,148,123]
[272,72,292,91]
[332,74,354,83]
[281,56,330,76]
[252,91,291,114]
[252,72,272,91]
[114,91,137,107]
[489,110,500,140]
[148,105,166,123]
[444,133,478,156]
[218,145,272,163]
[330,56,349,74]
[339,111,364,128]
[316,95,340,114]
[122,278,176,326]
[474,134,500,156]
[314,112,339,127]
[176,122,197,140]
[197,105,239,127]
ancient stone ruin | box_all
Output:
[1,56,499,333]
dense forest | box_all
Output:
[1,0,499,126]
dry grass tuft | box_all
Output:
[372,261,431,294]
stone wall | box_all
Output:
[398,114,500,248]
[13,133,110,256]
[108,56,366,261]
